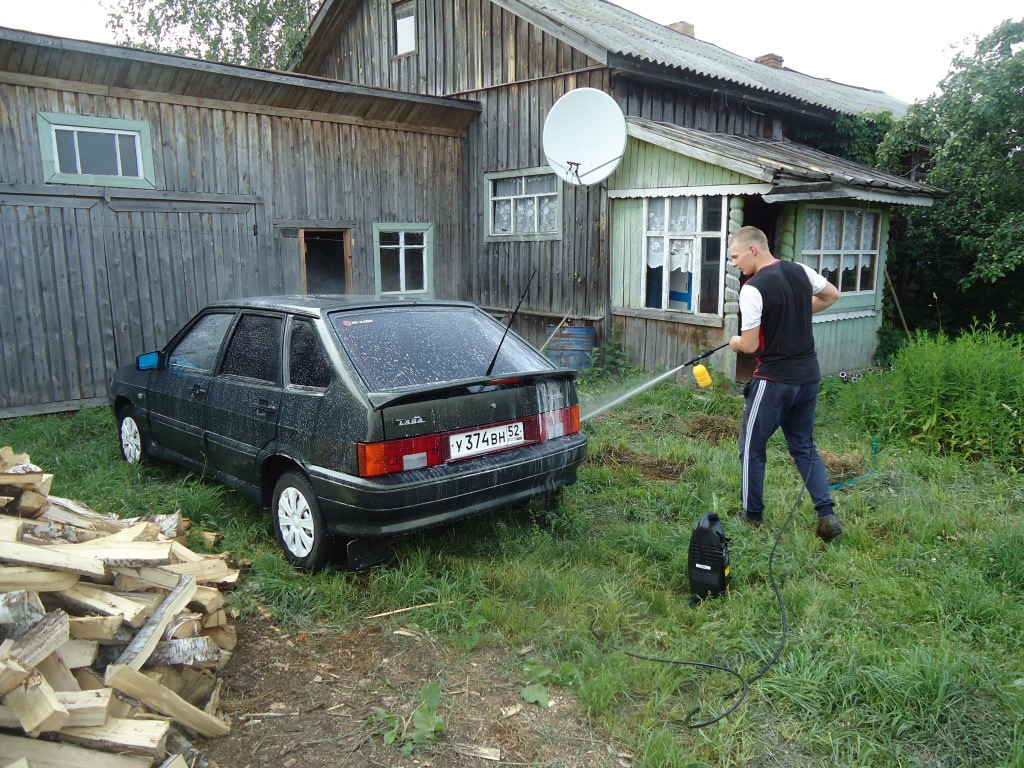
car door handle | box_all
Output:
[190,384,207,398]
[255,400,277,415]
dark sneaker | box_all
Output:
[738,512,763,529]
[816,514,842,541]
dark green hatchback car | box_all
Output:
[108,296,587,569]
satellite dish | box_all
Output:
[543,88,627,186]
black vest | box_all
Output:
[746,260,820,384]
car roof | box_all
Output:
[206,295,477,317]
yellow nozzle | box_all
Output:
[693,364,712,388]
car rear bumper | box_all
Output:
[307,433,587,537]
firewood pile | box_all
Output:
[0,447,240,768]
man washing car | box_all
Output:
[727,226,842,540]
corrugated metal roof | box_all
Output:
[516,0,909,118]
[0,27,480,135]
[626,117,942,205]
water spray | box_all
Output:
[581,343,728,422]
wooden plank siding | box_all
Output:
[0,77,468,415]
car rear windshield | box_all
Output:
[330,306,551,390]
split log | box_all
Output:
[115,575,197,671]
[0,516,24,540]
[0,541,106,580]
[160,755,189,768]
[111,566,182,592]
[0,732,152,768]
[0,688,111,728]
[146,637,222,668]
[40,497,123,534]
[55,638,98,669]
[104,664,230,738]
[163,559,238,586]
[35,652,80,692]
[4,611,70,670]
[67,615,122,641]
[0,590,46,633]
[201,625,237,652]
[53,585,148,628]
[0,566,79,593]
[57,715,170,759]
[2,672,69,733]
[188,586,224,614]
[41,541,174,568]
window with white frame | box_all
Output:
[800,207,880,293]
[393,1,416,56]
[486,170,560,240]
[374,224,433,297]
[36,112,156,188]
[643,195,726,314]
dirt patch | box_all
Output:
[589,444,693,480]
[819,450,867,484]
[685,413,738,444]
[201,617,630,768]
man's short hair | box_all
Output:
[731,226,769,251]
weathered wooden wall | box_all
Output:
[307,0,777,353]
[0,81,467,415]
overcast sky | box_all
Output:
[0,1,1019,104]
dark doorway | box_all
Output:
[303,229,351,294]
[735,197,783,382]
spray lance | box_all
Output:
[581,342,728,422]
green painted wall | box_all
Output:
[608,138,762,190]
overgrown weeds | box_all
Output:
[4,356,1024,767]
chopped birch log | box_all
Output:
[111,566,182,592]
[0,516,24,540]
[0,732,152,768]
[104,664,230,737]
[55,638,98,669]
[68,615,122,641]
[2,672,69,733]
[35,652,80,692]
[188,586,224,614]
[115,575,197,671]
[0,566,79,593]
[53,585,148,628]
[40,497,123,534]
[57,715,171,758]
[201,625,237,652]
[5,611,70,669]
[145,637,222,668]
[0,590,46,632]
[0,541,106,579]
[0,688,110,728]
[160,755,190,768]
[41,541,174,568]
[163,559,238,585]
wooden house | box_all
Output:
[0,27,478,417]
[295,0,942,381]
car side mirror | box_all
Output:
[136,351,163,370]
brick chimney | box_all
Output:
[668,21,695,38]
[755,53,784,68]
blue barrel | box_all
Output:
[544,325,596,371]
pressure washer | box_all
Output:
[686,512,731,605]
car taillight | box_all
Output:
[358,404,581,478]
[358,435,444,477]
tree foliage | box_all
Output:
[878,18,1024,331]
[792,113,896,166]
[106,0,322,70]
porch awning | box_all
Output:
[625,117,943,207]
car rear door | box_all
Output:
[205,312,284,490]
[147,311,235,467]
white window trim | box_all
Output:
[36,112,157,189]
[641,195,727,317]
[373,223,434,298]
[800,205,881,296]
[485,167,562,243]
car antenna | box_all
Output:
[486,268,536,378]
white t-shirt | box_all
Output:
[739,261,829,331]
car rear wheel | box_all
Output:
[272,471,330,571]
[118,406,147,464]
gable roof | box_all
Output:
[624,117,942,206]
[502,0,908,118]
[300,0,908,119]
[0,27,479,136]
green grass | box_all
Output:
[4,378,1024,767]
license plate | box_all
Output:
[449,422,525,460]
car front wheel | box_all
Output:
[272,471,331,571]
[118,406,147,464]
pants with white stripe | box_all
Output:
[739,378,835,521]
